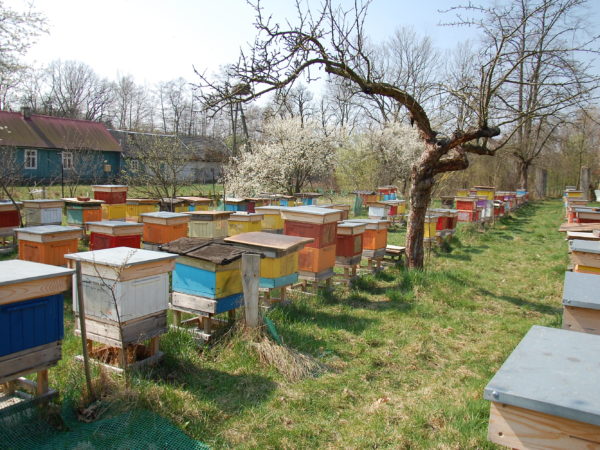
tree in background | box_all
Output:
[223,117,336,197]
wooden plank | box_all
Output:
[224,231,313,252]
[171,291,218,314]
[0,342,61,385]
[559,222,600,232]
[0,274,71,305]
[242,254,260,328]
[488,402,600,449]
[563,306,600,335]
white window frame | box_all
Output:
[61,151,74,170]
[128,159,140,171]
[24,149,37,170]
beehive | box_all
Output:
[575,207,600,224]
[353,190,378,205]
[17,225,82,266]
[254,206,284,232]
[101,203,127,221]
[245,197,271,213]
[228,212,264,235]
[126,198,160,222]
[377,185,398,201]
[472,186,495,200]
[295,192,322,206]
[176,196,212,212]
[423,214,438,240]
[455,197,479,222]
[484,326,600,449]
[570,239,600,274]
[565,189,584,199]
[0,201,22,231]
[562,271,600,335]
[336,222,366,266]
[278,195,297,207]
[66,247,177,347]
[184,210,232,239]
[91,185,128,204]
[346,219,390,258]
[0,260,73,388]
[493,201,505,217]
[319,203,350,221]
[22,200,64,226]
[141,211,190,244]
[456,188,470,197]
[225,232,313,288]
[63,198,103,226]
[224,197,248,212]
[87,221,144,250]
[440,196,455,209]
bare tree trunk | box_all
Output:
[405,163,435,269]
[517,160,530,190]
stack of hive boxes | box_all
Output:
[455,196,479,223]
[87,221,144,250]
[281,206,342,283]
[63,198,103,226]
[0,260,73,399]
[161,238,247,339]
[17,225,82,266]
[140,211,190,249]
[93,185,128,221]
[335,222,366,278]
[22,199,64,226]
[66,247,177,370]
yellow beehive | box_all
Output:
[424,215,438,239]
[101,203,127,220]
[228,213,263,235]
[456,188,470,197]
[473,186,495,200]
[260,252,298,278]
[566,190,584,198]
[255,206,283,231]
[126,199,160,222]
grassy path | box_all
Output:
[15,200,569,448]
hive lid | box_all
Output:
[254,206,283,212]
[21,199,65,208]
[352,190,377,195]
[17,225,82,234]
[183,210,233,220]
[224,197,247,203]
[176,196,211,202]
[345,219,390,230]
[337,222,367,235]
[483,326,600,426]
[563,271,600,309]
[62,197,104,205]
[126,198,160,204]
[65,247,177,267]
[160,237,251,264]
[85,220,143,228]
[570,239,600,254]
[279,206,342,224]
[574,207,600,213]
[141,211,189,219]
[294,192,322,198]
[224,232,313,252]
[0,260,74,286]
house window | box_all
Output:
[62,151,74,169]
[128,159,140,171]
[24,149,37,169]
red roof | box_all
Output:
[0,111,121,152]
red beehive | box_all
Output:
[455,197,477,211]
[0,201,21,229]
[92,185,128,204]
[87,221,144,250]
[280,207,342,250]
[336,222,366,260]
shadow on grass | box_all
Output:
[476,287,562,316]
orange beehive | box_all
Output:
[346,219,390,254]
[141,212,190,244]
[298,244,336,273]
[17,225,82,266]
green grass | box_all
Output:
[3,200,567,448]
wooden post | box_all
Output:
[242,253,260,328]
[75,260,94,399]
[36,370,49,396]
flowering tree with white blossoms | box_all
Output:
[224,117,337,196]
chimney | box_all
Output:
[21,106,32,119]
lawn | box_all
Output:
[3,200,567,448]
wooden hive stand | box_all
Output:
[65,247,177,373]
[484,326,600,449]
[0,260,74,408]
[161,238,249,341]
[225,231,313,304]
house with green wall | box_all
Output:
[0,108,122,184]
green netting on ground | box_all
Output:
[0,398,209,450]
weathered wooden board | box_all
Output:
[563,305,600,335]
[224,231,313,255]
[0,260,73,304]
[559,222,600,232]
[0,342,61,384]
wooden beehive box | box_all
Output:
[161,238,246,304]
[91,184,128,204]
[254,206,284,232]
[377,185,398,200]
[565,189,584,199]
[336,222,366,266]
[281,206,341,249]
[423,214,438,240]
[277,195,297,207]
[87,221,144,250]
[570,239,600,274]
[101,203,127,221]
[22,200,64,226]
[0,260,73,385]
[17,225,82,266]
[575,207,600,224]
[63,198,103,226]
[346,219,390,258]
[225,232,313,288]
[562,271,600,335]
[227,212,264,236]
[126,198,160,222]
[185,210,232,239]
[473,186,495,200]
[566,231,600,242]
[295,192,322,206]
[224,197,249,212]
[65,247,177,347]
[141,211,190,244]
[484,326,600,448]
[0,201,22,232]
[176,196,212,212]
[245,197,271,213]
[319,203,351,221]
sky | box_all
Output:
[6,0,600,87]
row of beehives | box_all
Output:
[480,192,600,449]
[440,186,528,225]
[562,187,600,225]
